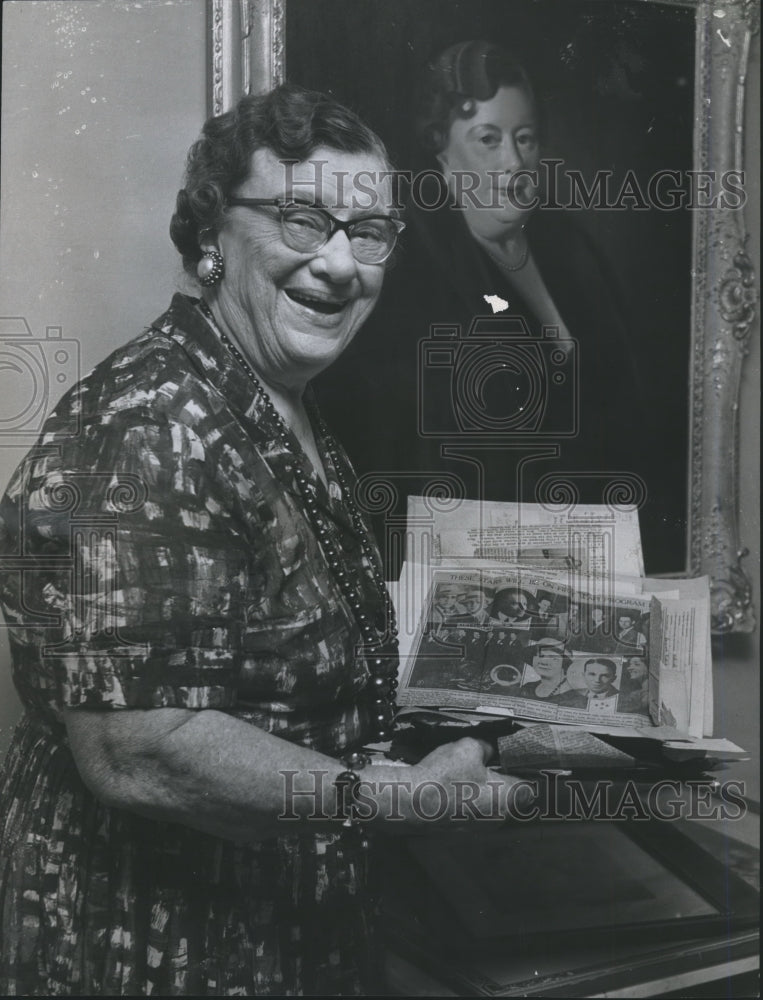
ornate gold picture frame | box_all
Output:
[208,0,759,634]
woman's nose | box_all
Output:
[310,231,358,282]
[500,136,523,173]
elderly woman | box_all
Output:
[315,40,648,578]
[0,85,528,996]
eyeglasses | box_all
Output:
[226,197,405,264]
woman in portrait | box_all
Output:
[617,654,651,715]
[315,39,648,578]
[517,639,587,708]
[0,85,529,996]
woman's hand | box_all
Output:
[366,737,536,834]
[65,709,534,842]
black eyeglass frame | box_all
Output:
[226,197,405,263]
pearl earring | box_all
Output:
[197,248,224,286]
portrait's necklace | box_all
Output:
[198,299,398,743]
[536,675,567,699]
[482,230,530,273]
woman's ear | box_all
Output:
[198,227,220,253]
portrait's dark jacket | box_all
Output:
[516,681,589,709]
[314,198,655,577]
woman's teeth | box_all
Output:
[286,290,345,314]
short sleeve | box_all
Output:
[0,406,250,719]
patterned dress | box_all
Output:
[0,294,389,996]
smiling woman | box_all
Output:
[0,84,531,995]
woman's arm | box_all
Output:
[65,707,531,842]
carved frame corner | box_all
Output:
[690,0,759,632]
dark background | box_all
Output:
[285,0,694,574]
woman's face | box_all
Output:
[533,649,564,680]
[626,657,648,682]
[437,85,540,239]
[215,147,392,390]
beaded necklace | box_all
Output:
[535,674,568,700]
[197,299,398,742]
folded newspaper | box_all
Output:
[391,497,742,755]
